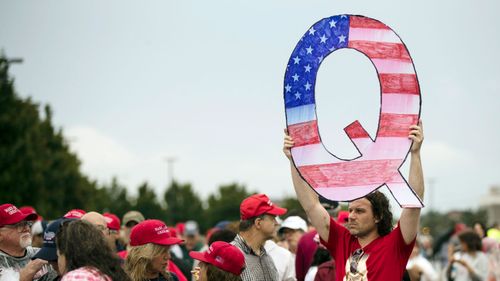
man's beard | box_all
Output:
[19,233,32,248]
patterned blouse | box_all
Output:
[61,267,112,281]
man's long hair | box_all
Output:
[365,191,393,236]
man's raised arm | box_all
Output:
[400,121,425,244]
[283,130,331,241]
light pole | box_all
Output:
[0,55,23,82]
[165,157,177,186]
[6,58,23,64]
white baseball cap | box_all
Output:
[279,216,307,233]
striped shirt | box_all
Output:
[232,234,279,281]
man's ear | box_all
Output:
[254,217,262,229]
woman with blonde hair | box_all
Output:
[125,219,184,281]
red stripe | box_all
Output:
[380,74,419,95]
[349,16,390,30]
[378,113,418,137]
[299,159,402,188]
[344,120,370,139]
[288,120,320,147]
[347,41,410,61]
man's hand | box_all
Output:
[19,259,47,281]
[409,120,424,154]
[283,128,294,161]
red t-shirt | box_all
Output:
[321,218,414,281]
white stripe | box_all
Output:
[386,182,424,208]
[350,138,373,153]
[349,27,401,44]
[315,185,382,201]
[381,93,420,115]
[292,137,411,166]
[286,104,317,125]
[292,143,342,166]
[372,58,415,74]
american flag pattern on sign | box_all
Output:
[284,15,423,208]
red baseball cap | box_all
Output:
[63,209,86,219]
[175,222,185,236]
[103,213,121,231]
[19,206,41,221]
[336,211,349,224]
[240,194,287,220]
[0,204,38,226]
[189,241,245,275]
[167,226,178,238]
[130,219,184,247]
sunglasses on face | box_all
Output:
[0,221,34,232]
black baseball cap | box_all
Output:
[33,218,75,261]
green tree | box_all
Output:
[0,56,101,218]
[420,210,454,237]
[280,196,306,220]
[134,182,166,222]
[163,181,204,226]
[97,177,134,218]
[205,183,252,229]
[420,209,489,238]
[461,208,488,228]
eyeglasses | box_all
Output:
[349,248,364,274]
[0,221,34,232]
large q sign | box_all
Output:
[284,15,423,208]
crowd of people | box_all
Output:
[1,124,500,281]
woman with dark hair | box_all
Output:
[125,219,184,281]
[190,241,244,281]
[446,230,488,281]
[56,220,131,280]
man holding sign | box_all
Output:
[283,122,424,281]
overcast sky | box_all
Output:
[1,0,499,213]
